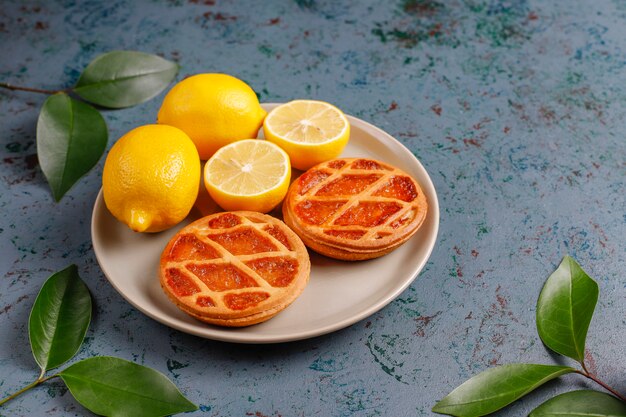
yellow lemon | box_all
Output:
[102,124,200,233]
[157,73,266,160]
[204,139,290,213]
[262,99,350,170]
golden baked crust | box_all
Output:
[282,158,428,260]
[159,211,311,327]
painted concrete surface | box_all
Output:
[1,1,625,416]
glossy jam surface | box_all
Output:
[207,227,278,255]
[295,200,346,225]
[224,292,270,310]
[351,159,388,170]
[297,170,331,195]
[315,174,381,196]
[167,234,220,262]
[208,213,241,229]
[186,263,258,292]
[327,160,346,169]
[263,225,292,250]
[334,202,402,227]
[245,257,299,287]
[196,295,215,307]
[372,176,418,202]
[166,268,200,297]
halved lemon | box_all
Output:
[263,100,350,170]
[203,139,291,213]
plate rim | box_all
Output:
[91,104,440,344]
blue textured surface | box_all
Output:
[1,1,625,416]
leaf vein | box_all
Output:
[62,374,184,407]
[59,96,75,197]
[76,67,174,91]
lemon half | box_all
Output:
[263,100,350,170]
[203,139,291,213]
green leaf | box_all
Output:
[28,265,92,372]
[74,50,179,108]
[59,356,198,417]
[432,364,576,417]
[530,390,626,417]
[36,93,108,201]
[536,255,599,363]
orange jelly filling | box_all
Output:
[263,225,293,250]
[224,292,270,310]
[166,268,200,297]
[315,174,381,196]
[351,159,388,170]
[196,296,215,307]
[327,160,346,169]
[167,234,220,262]
[298,170,331,195]
[294,200,346,225]
[207,228,277,255]
[208,213,241,229]
[186,263,258,291]
[334,202,402,227]
[372,176,418,202]
[244,257,298,287]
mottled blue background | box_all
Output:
[1,1,625,416]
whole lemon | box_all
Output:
[157,73,266,160]
[102,124,200,233]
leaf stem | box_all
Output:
[576,369,626,403]
[0,373,58,407]
[0,82,66,95]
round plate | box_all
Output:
[91,103,440,344]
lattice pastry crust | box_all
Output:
[282,158,428,260]
[159,211,311,327]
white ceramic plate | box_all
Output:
[91,104,439,344]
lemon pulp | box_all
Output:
[263,100,350,170]
[204,139,291,213]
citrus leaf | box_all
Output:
[74,50,179,108]
[529,390,626,417]
[432,364,576,417]
[28,265,92,372]
[59,356,198,417]
[36,93,107,201]
[536,255,599,363]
